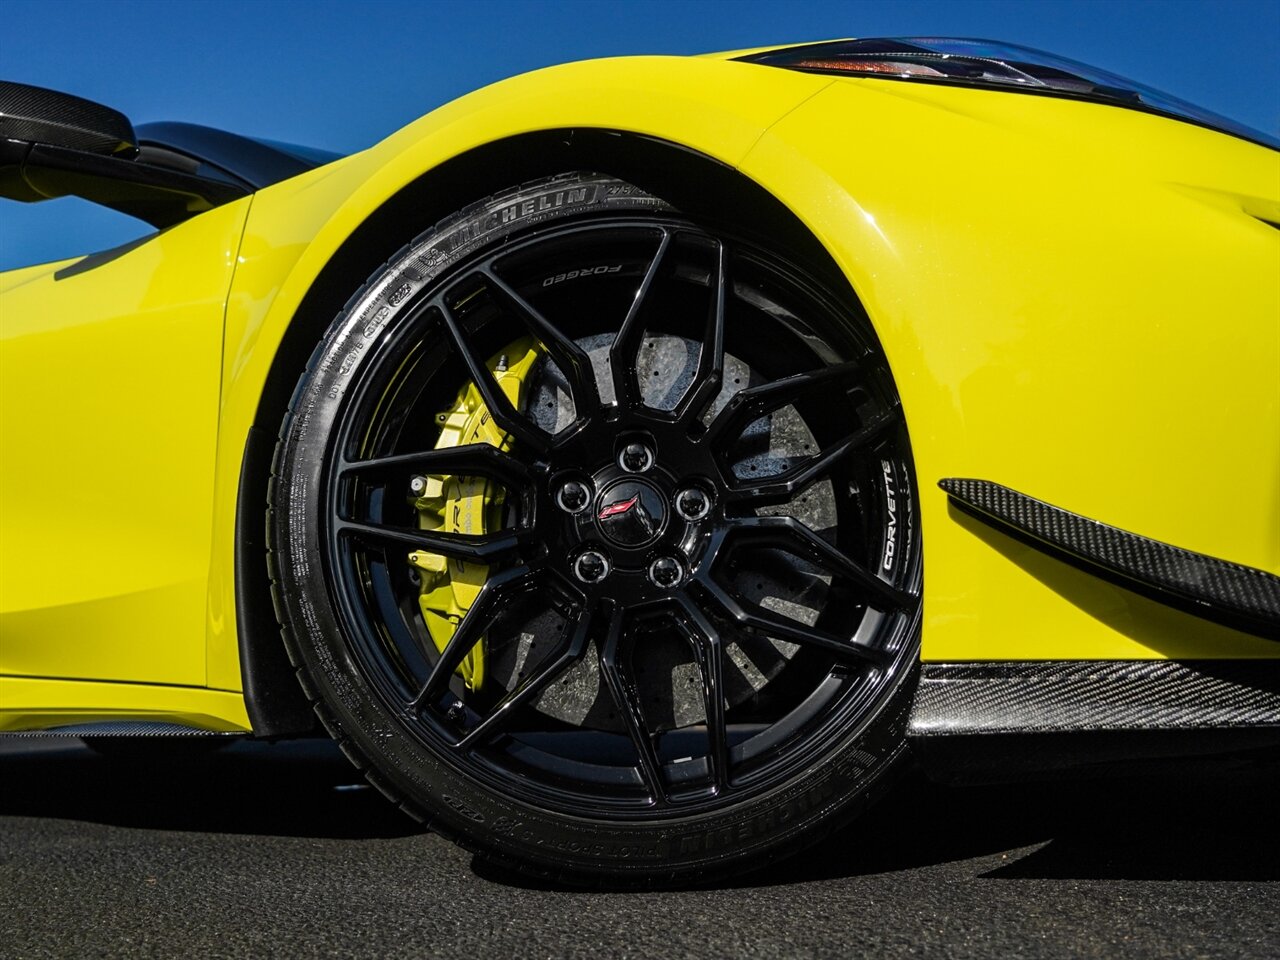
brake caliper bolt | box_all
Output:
[556,479,591,514]
[409,475,427,496]
[675,486,711,522]
[619,441,654,473]
[574,550,610,584]
[648,556,684,589]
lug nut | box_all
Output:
[648,556,685,589]
[574,550,610,584]
[675,486,712,522]
[618,441,654,473]
[556,479,591,514]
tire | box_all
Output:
[268,173,922,885]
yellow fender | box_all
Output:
[216,57,1279,693]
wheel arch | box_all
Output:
[229,127,877,736]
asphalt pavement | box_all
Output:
[0,735,1276,959]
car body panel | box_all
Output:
[740,77,1280,660]
[0,198,250,695]
[0,54,1276,733]
[0,675,250,732]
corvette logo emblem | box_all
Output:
[598,495,639,521]
[594,482,665,548]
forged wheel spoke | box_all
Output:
[725,408,898,507]
[480,266,601,418]
[673,594,729,792]
[697,576,889,667]
[598,605,666,802]
[336,518,526,564]
[610,230,673,411]
[339,443,531,490]
[724,515,912,611]
[706,359,864,448]
[434,302,552,454]
[677,240,728,419]
[675,240,728,424]
[457,604,594,749]
[411,565,537,710]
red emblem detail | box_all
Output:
[598,494,639,521]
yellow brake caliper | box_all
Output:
[407,337,541,693]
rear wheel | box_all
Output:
[269,173,921,884]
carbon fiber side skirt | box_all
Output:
[0,722,241,738]
[940,478,1280,639]
[909,660,1280,780]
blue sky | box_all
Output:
[3,0,1278,270]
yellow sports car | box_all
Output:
[2,37,1277,884]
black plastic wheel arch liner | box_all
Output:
[940,478,1280,640]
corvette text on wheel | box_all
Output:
[1,38,1277,885]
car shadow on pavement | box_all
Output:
[743,764,1280,886]
[0,736,420,840]
[473,762,1280,890]
[3,737,1276,884]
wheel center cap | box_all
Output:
[595,479,667,548]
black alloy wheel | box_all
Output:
[270,174,922,884]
